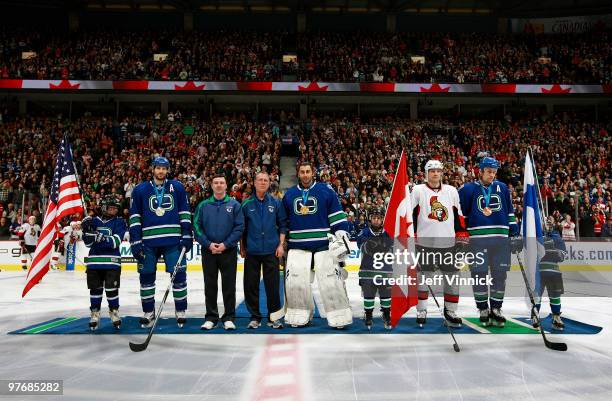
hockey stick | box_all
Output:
[269,265,287,322]
[426,284,460,352]
[129,247,186,352]
[515,252,567,351]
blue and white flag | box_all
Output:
[522,151,546,312]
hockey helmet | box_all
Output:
[100,195,120,216]
[424,159,444,177]
[479,156,500,171]
[152,156,170,169]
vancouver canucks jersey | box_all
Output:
[83,216,127,270]
[357,227,393,284]
[129,179,192,249]
[282,181,349,251]
[539,231,566,274]
[458,180,518,238]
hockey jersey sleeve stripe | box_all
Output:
[330,218,348,227]
[328,211,347,224]
[328,211,344,218]
[112,235,121,248]
[129,216,141,224]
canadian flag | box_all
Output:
[383,149,418,327]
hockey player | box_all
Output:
[532,216,567,331]
[17,216,40,271]
[129,156,193,329]
[411,160,468,328]
[51,219,83,270]
[458,157,522,327]
[82,196,127,331]
[357,207,393,330]
[281,161,353,328]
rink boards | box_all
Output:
[1,240,611,272]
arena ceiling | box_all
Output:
[1,0,612,17]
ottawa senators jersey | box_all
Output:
[410,183,466,248]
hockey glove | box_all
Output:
[131,243,145,264]
[81,216,95,235]
[329,230,351,262]
[510,236,523,254]
[181,237,193,253]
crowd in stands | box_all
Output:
[0,110,610,241]
[1,29,611,84]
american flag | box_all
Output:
[22,135,84,297]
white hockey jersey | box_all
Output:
[410,183,466,248]
[19,223,41,246]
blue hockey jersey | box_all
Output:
[458,180,519,238]
[539,231,567,273]
[282,181,349,251]
[357,227,393,284]
[83,216,127,270]
[129,179,192,249]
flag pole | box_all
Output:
[527,146,547,229]
[65,132,88,217]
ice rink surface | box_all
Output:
[1,268,611,401]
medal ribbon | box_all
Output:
[480,182,492,209]
[152,179,166,210]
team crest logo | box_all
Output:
[96,227,113,236]
[268,205,275,213]
[148,194,175,213]
[226,206,233,213]
[427,196,448,222]
[293,197,318,215]
[476,194,502,213]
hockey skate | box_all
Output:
[444,308,463,328]
[89,309,100,331]
[552,313,564,331]
[176,310,186,328]
[109,309,121,329]
[140,311,155,329]
[531,309,540,328]
[382,308,392,330]
[416,310,427,328]
[248,320,261,329]
[489,308,506,327]
[479,308,490,326]
[364,309,373,330]
[267,319,283,329]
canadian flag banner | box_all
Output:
[383,149,418,327]
[0,79,607,94]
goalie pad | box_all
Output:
[284,249,315,327]
[314,250,353,328]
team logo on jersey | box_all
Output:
[268,205,275,213]
[226,206,234,213]
[293,197,318,215]
[148,194,175,214]
[96,227,113,236]
[427,196,448,222]
[476,194,502,214]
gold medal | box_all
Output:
[156,207,165,217]
[483,207,492,216]
[300,205,309,215]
